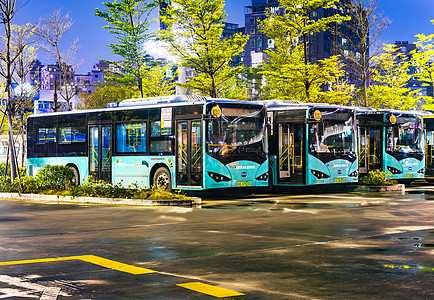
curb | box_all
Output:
[0,193,202,206]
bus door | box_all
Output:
[176,119,203,187]
[368,127,382,172]
[358,127,369,174]
[278,123,304,183]
[89,125,112,182]
[426,129,434,177]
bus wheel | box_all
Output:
[69,166,80,185]
[153,167,172,192]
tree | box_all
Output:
[10,24,37,167]
[259,0,351,102]
[338,0,390,106]
[0,0,31,181]
[238,66,264,101]
[368,44,422,110]
[412,20,434,109]
[95,0,159,97]
[78,80,139,109]
[159,0,248,98]
[141,64,177,97]
[36,9,81,111]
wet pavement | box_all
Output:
[0,185,432,299]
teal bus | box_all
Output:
[264,101,358,186]
[357,109,425,183]
[26,95,269,191]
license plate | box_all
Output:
[238,181,251,187]
[406,174,415,178]
[335,178,345,183]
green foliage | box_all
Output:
[0,162,25,177]
[359,170,397,186]
[159,0,248,98]
[35,165,75,190]
[368,44,423,110]
[0,165,188,200]
[259,0,352,103]
[411,20,434,110]
[67,177,188,200]
[95,0,160,97]
[78,81,139,109]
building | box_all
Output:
[26,59,42,86]
[243,0,282,67]
[40,63,74,90]
[395,41,432,97]
[243,0,356,79]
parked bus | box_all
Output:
[357,109,425,183]
[264,100,358,186]
[26,95,269,191]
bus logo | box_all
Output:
[314,110,322,121]
[241,172,247,177]
[390,115,396,124]
[211,106,222,118]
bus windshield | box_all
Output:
[308,108,356,161]
[386,120,423,154]
[206,104,266,165]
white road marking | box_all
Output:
[40,287,61,300]
[0,275,69,298]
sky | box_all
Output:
[12,0,434,73]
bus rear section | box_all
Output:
[266,102,358,186]
[358,110,425,183]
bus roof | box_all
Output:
[28,96,264,119]
[262,100,355,111]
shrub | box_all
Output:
[0,162,26,178]
[35,165,74,190]
[360,170,397,186]
[0,165,189,200]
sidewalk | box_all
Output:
[0,192,202,206]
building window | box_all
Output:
[250,39,256,48]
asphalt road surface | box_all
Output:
[0,185,432,299]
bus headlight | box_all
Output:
[256,172,268,181]
[387,166,403,174]
[348,170,358,177]
[418,168,425,174]
[311,170,330,179]
[208,171,231,183]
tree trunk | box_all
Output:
[20,118,25,168]
[53,80,58,112]
[7,112,17,181]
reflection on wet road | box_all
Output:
[0,185,432,299]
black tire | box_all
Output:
[69,166,80,185]
[153,167,172,192]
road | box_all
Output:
[0,185,432,299]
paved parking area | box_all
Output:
[0,186,432,299]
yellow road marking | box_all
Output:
[177,282,244,298]
[0,255,157,275]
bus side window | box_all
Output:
[117,123,147,153]
[37,128,46,144]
